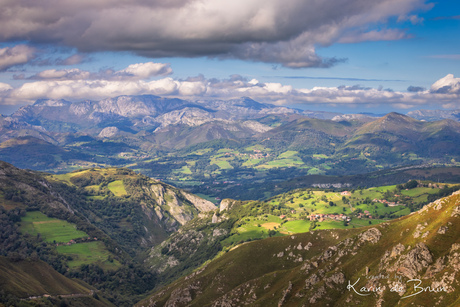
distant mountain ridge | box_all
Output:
[10,96,296,133]
[1,95,460,195]
[407,109,460,121]
[3,95,460,146]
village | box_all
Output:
[301,190,406,222]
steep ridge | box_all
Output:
[0,256,101,303]
[0,161,215,253]
[0,161,217,305]
[139,191,460,306]
[48,167,216,249]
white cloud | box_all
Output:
[430,74,460,94]
[0,82,12,92]
[27,62,172,81]
[0,0,429,68]
[0,45,36,71]
[2,69,460,110]
[116,62,173,79]
[178,81,207,96]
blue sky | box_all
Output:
[0,0,459,114]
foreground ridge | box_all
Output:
[139,191,460,307]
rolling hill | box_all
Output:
[139,191,460,306]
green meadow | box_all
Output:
[20,211,88,243]
[21,212,120,270]
[107,179,127,196]
[57,241,120,270]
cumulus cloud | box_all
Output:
[1,65,459,110]
[32,68,91,80]
[27,62,172,81]
[0,82,13,92]
[0,45,36,71]
[0,0,429,68]
[10,79,179,101]
[430,74,460,94]
[116,62,173,79]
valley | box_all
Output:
[1,96,459,204]
[0,96,459,306]
[0,158,458,306]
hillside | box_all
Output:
[1,160,459,306]
[49,167,216,249]
[0,256,110,307]
[0,161,215,306]
[143,181,457,290]
[139,191,460,306]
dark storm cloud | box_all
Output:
[0,0,428,68]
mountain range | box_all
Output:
[1,95,459,201]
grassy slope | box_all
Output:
[56,241,120,269]
[21,211,88,243]
[139,191,460,306]
[19,211,121,270]
[0,256,92,297]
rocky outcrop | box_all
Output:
[219,199,233,212]
[164,281,202,307]
[399,243,433,278]
[98,126,119,138]
[358,228,382,244]
[278,281,292,307]
[182,191,216,212]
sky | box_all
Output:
[0,0,459,115]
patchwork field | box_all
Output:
[20,211,120,270]
[220,182,451,247]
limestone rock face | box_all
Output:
[398,243,433,279]
[182,192,216,212]
[219,199,237,212]
[98,126,119,138]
